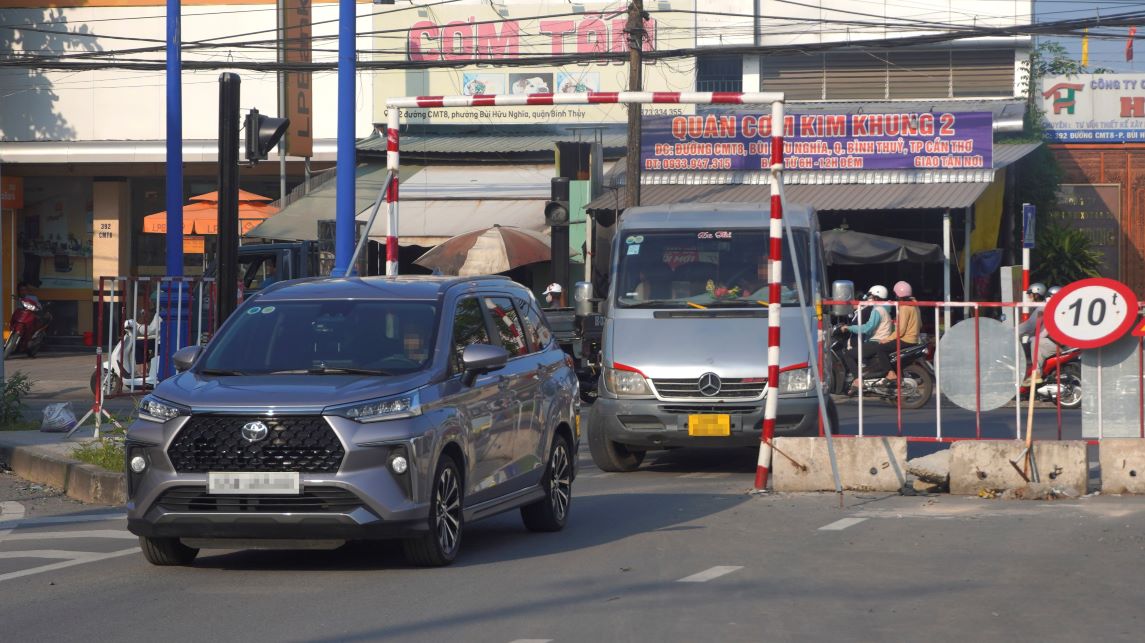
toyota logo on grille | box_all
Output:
[698,372,722,397]
[241,421,269,443]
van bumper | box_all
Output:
[586,394,822,449]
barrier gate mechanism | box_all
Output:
[363,90,838,493]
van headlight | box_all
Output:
[602,365,653,398]
[331,391,422,423]
[138,395,188,423]
[779,367,813,394]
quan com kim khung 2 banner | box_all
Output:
[640,112,994,171]
[374,1,696,124]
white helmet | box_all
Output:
[867,285,889,300]
[1047,285,1063,299]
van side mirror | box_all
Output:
[460,344,509,386]
[173,346,202,373]
[831,280,855,318]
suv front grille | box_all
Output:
[652,378,766,399]
[156,487,361,513]
[167,415,345,473]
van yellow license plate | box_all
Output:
[688,414,731,437]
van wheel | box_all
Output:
[588,424,645,472]
[521,433,572,532]
[403,455,463,567]
[139,536,199,566]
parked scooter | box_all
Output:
[1020,344,1082,409]
[91,313,162,397]
[5,294,52,359]
[829,326,935,410]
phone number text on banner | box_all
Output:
[640,112,993,171]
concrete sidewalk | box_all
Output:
[2,351,133,506]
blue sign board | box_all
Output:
[1022,203,1036,249]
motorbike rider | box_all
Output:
[879,281,921,381]
[1018,282,1060,382]
[16,282,40,307]
[840,284,895,393]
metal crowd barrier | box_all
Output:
[820,299,1145,444]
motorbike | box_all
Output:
[91,314,162,397]
[1020,340,1082,410]
[5,295,52,359]
[829,325,935,410]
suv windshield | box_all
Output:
[200,300,439,375]
[614,229,811,309]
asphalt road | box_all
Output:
[3,445,1145,642]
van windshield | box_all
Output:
[199,300,439,375]
[614,229,811,309]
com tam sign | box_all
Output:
[640,112,993,171]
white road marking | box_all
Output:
[588,472,616,479]
[819,517,868,531]
[509,639,553,643]
[0,529,136,543]
[677,565,743,583]
[0,547,139,583]
[0,512,126,531]
[0,501,25,537]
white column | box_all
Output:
[743,55,761,92]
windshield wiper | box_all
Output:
[269,367,393,376]
[199,368,246,376]
[621,300,686,309]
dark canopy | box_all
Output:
[821,229,943,266]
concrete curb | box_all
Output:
[0,444,126,506]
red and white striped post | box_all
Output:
[755,100,785,490]
[384,111,401,276]
[1021,245,1031,322]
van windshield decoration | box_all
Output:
[615,230,810,309]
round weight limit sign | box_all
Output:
[1044,278,1139,349]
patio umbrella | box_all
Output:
[143,189,278,235]
[414,225,551,276]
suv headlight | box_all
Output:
[778,367,813,394]
[331,391,422,423]
[138,395,189,423]
[602,364,653,398]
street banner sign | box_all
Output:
[640,112,993,171]
[1045,277,1139,349]
[1022,203,1035,249]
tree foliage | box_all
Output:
[1031,222,1103,286]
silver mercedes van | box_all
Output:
[586,202,836,471]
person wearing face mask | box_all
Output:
[542,283,564,307]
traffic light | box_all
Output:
[244,108,290,163]
[545,177,570,226]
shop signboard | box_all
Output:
[640,112,993,171]
[282,0,312,158]
[374,1,696,124]
[1,176,22,209]
[1041,74,1145,142]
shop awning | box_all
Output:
[821,229,943,265]
[586,142,1041,214]
[246,163,550,245]
[586,181,993,213]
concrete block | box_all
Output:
[0,444,126,506]
[772,437,907,492]
[907,450,950,484]
[949,440,1086,496]
[1099,439,1145,494]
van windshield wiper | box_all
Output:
[199,368,246,376]
[620,300,687,309]
[268,367,393,376]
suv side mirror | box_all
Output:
[172,345,203,373]
[460,344,509,386]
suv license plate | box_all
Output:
[208,472,300,495]
[688,414,730,437]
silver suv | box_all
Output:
[126,276,579,566]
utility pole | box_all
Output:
[216,73,241,325]
[625,0,645,209]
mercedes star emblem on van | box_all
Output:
[698,373,722,397]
